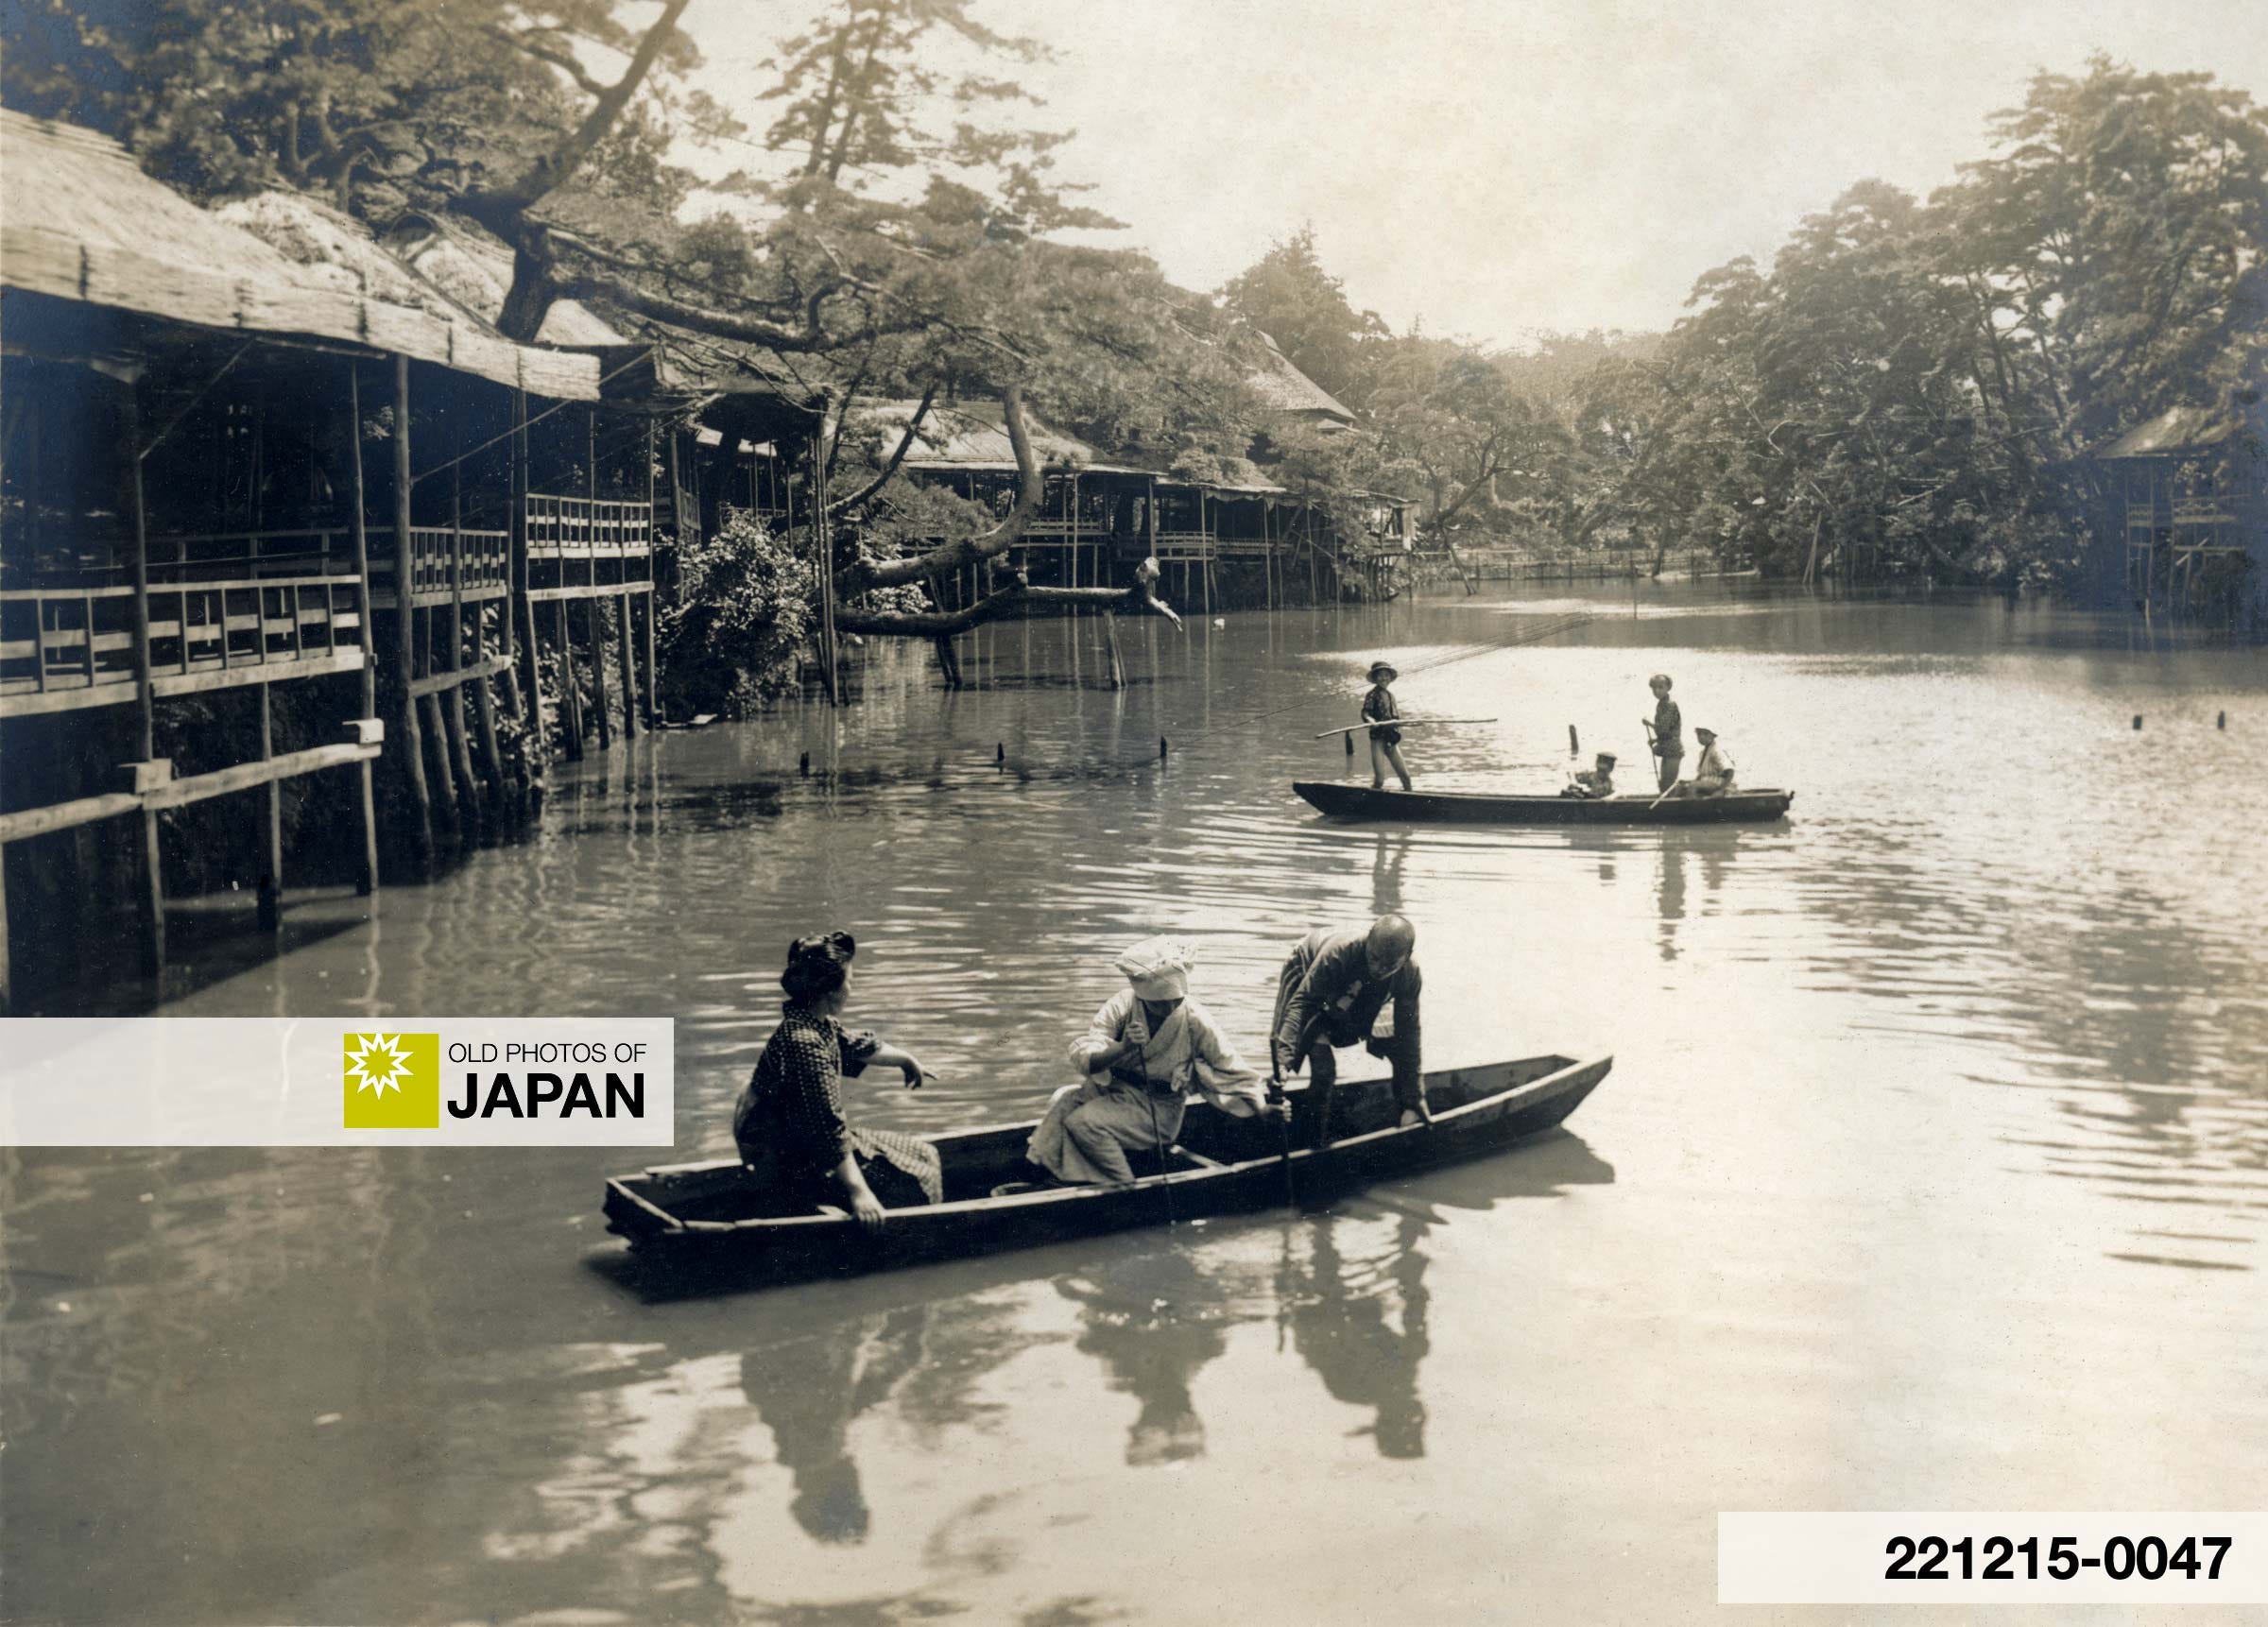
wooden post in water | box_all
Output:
[126,377,165,977]
[448,415,487,839]
[512,387,546,782]
[391,356,435,866]
[346,361,381,894]
[587,409,612,751]
[642,420,658,727]
[421,690,459,838]
[556,599,583,761]
[258,680,282,932]
[616,588,638,741]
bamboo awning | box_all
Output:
[0,110,600,400]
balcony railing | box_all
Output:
[526,494,652,557]
[1,575,364,711]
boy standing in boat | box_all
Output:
[1271,915,1429,1133]
[1363,661,1415,792]
[1645,673,1683,792]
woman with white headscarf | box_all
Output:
[1026,935,1274,1186]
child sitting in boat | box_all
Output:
[1686,728,1736,796]
[1562,751,1618,798]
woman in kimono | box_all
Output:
[1027,935,1278,1186]
[733,932,942,1229]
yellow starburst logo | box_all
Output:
[342,1032,440,1129]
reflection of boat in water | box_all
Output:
[603,1053,1608,1288]
[1294,780,1796,825]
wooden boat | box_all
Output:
[1293,779,1795,825]
[603,1053,1608,1284]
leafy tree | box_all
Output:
[1220,226,1387,407]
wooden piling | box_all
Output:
[126,377,164,976]
[258,681,282,932]
[589,599,613,751]
[420,690,459,837]
[616,590,638,740]
[1102,611,1126,689]
[556,599,584,761]
[443,685,483,840]
[391,356,435,865]
[511,386,545,785]
[346,361,380,895]
[472,676,507,814]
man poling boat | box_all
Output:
[1313,655,1497,797]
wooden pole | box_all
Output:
[512,387,544,777]
[391,355,434,865]
[257,680,282,932]
[616,586,637,740]
[589,598,612,751]
[643,420,659,725]
[815,420,837,704]
[472,675,507,814]
[126,377,164,977]
[449,408,486,837]
[556,599,584,761]
[346,361,380,895]
[421,689,459,836]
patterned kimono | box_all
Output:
[734,1002,943,1209]
[1026,991,1267,1185]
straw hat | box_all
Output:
[1366,660,1398,683]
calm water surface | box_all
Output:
[5,585,2265,1625]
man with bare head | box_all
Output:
[1270,914,1428,1133]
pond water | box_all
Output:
[4,583,2264,1624]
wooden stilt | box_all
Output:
[443,685,482,839]
[642,422,659,727]
[512,387,544,789]
[258,680,282,932]
[126,377,164,977]
[641,589,658,726]
[556,599,583,761]
[616,589,637,740]
[345,361,380,895]
[472,675,507,814]
[391,356,434,865]
[421,690,459,836]
[589,599,613,750]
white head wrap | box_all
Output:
[1114,934,1194,1001]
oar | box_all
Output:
[1312,715,1497,740]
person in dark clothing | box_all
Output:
[1562,751,1618,798]
[1362,661,1415,791]
[1270,915,1428,1134]
[732,932,941,1228]
[1646,673,1683,792]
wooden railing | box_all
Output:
[526,493,652,556]
[1,574,364,708]
[1151,530,1215,560]
[362,526,508,602]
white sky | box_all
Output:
[684,0,2266,346]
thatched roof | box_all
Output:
[847,398,1156,475]
[0,110,600,400]
[2094,401,2259,460]
[1246,330,1356,426]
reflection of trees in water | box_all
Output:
[1793,840,2267,1213]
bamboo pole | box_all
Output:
[616,587,637,740]
[345,361,380,894]
[390,355,434,865]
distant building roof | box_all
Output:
[0,109,599,400]
[848,398,1157,475]
[1246,330,1356,427]
[2094,401,2258,460]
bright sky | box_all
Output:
[686,0,2265,346]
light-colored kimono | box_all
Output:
[1026,991,1267,1185]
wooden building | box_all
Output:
[0,111,608,1009]
[2094,395,2268,622]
